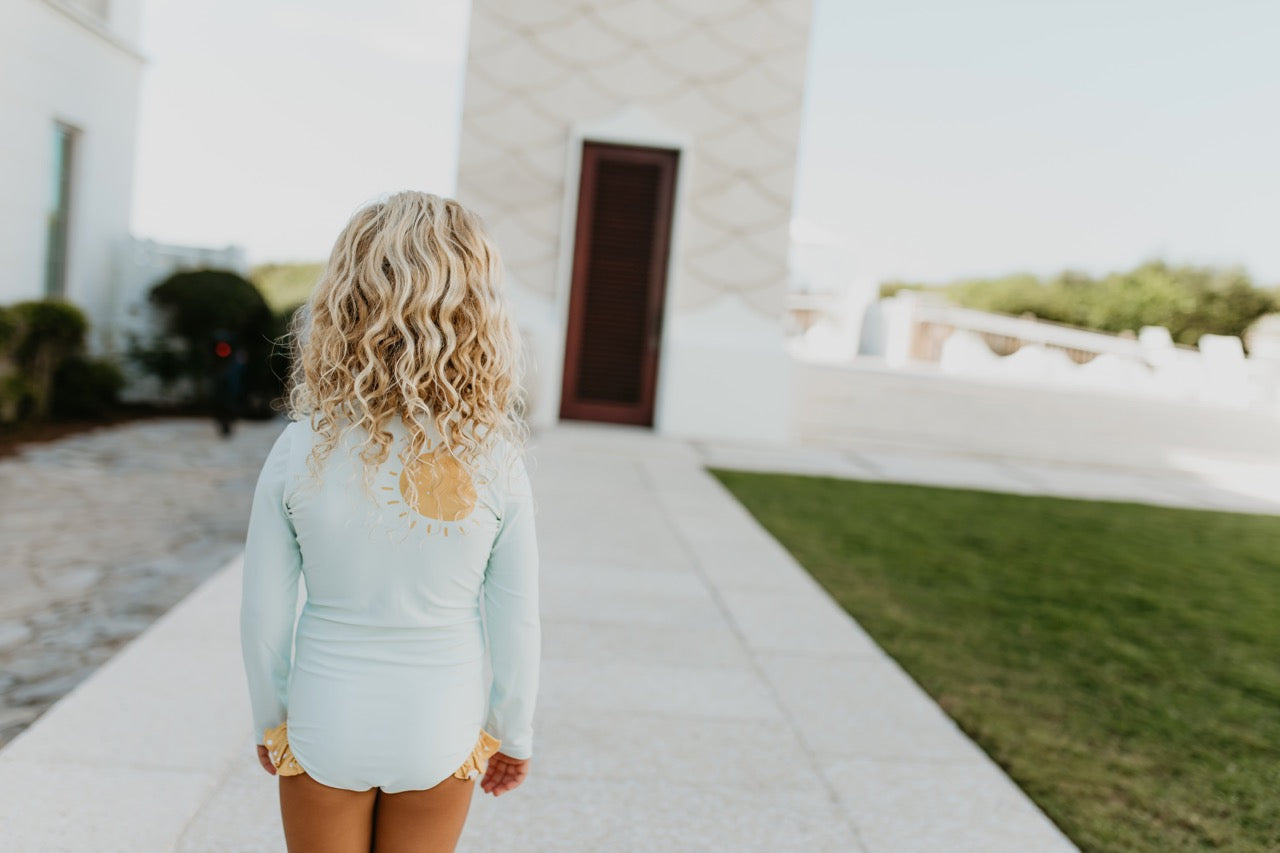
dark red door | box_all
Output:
[559,142,678,426]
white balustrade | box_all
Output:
[786,289,1280,412]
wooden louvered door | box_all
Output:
[560,142,678,426]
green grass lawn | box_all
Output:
[708,470,1280,852]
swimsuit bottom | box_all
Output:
[263,721,502,786]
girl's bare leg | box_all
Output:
[372,775,475,853]
[279,772,379,853]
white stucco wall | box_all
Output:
[455,0,812,444]
[0,0,145,354]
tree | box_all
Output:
[141,269,285,414]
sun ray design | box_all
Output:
[398,447,477,521]
[382,442,486,540]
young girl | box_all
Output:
[239,191,541,852]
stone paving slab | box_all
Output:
[825,757,1074,853]
[0,553,249,851]
[0,422,1077,852]
[0,416,284,748]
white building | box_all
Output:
[456,0,813,444]
[0,0,145,354]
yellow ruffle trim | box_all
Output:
[261,722,501,782]
[262,721,306,776]
[453,728,502,780]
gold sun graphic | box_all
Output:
[381,443,481,537]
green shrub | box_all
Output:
[0,305,17,423]
[138,268,284,415]
[0,304,17,351]
[0,372,35,424]
[52,355,126,418]
[149,269,273,343]
[7,299,90,420]
[124,330,185,389]
[10,300,88,363]
[0,299,128,425]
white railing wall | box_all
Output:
[787,290,1280,412]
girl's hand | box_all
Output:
[479,752,529,796]
[257,744,277,775]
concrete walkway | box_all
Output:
[0,423,1077,852]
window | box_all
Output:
[45,122,78,299]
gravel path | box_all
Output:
[0,416,285,747]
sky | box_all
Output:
[131,0,1280,290]
[131,0,470,263]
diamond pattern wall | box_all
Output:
[456,0,813,320]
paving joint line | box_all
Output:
[174,753,241,849]
[636,456,871,853]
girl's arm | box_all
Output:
[482,449,541,759]
[239,423,303,745]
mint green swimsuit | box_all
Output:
[239,415,540,793]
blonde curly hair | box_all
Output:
[283,191,528,509]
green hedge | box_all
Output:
[51,354,126,418]
[0,299,123,424]
[128,268,288,416]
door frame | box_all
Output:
[548,109,693,431]
[559,142,678,425]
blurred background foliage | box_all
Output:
[126,269,293,417]
[1,263,314,432]
[249,262,322,315]
[0,299,124,424]
[881,260,1280,347]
